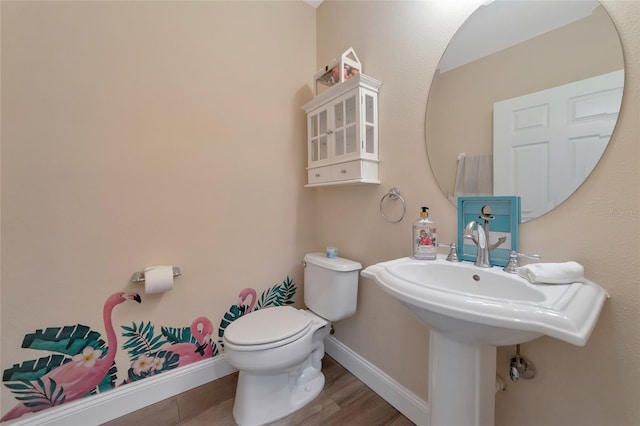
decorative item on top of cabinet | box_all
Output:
[314,47,362,96]
[302,74,382,188]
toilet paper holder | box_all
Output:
[131,267,182,283]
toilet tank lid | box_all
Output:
[304,253,362,272]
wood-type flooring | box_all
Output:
[103,355,415,426]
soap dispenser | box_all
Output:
[413,207,437,260]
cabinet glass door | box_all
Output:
[333,93,359,161]
[309,109,329,164]
[364,93,376,155]
[334,100,344,156]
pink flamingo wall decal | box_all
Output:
[216,288,258,349]
[161,317,214,367]
[1,292,141,422]
[238,288,257,314]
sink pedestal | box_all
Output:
[429,330,497,426]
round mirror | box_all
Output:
[425,1,624,222]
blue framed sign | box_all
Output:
[457,196,521,267]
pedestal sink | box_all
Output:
[361,256,608,426]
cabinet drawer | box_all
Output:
[308,166,332,184]
[331,161,361,181]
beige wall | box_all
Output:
[1,0,316,416]
[316,1,639,426]
[1,1,639,425]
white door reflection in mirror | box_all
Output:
[494,70,623,222]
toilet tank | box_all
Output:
[303,253,362,321]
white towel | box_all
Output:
[517,261,585,284]
[453,153,493,198]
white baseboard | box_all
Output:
[325,336,429,426]
[5,356,237,426]
[6,337,428,426]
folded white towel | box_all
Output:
[518,261,585,284]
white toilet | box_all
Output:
[222,252,362,426]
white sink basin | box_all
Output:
[361,256,608,346]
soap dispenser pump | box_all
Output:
[413,207,437,260]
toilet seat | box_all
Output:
[224,306,313,351]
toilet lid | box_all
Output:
[224,306,312,346]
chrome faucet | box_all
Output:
[464,220,491,268]
[464,206,508,268]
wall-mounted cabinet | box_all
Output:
[302,74,382,187]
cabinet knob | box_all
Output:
[327,129,333,135]
[341,169,347,174]
[315,173,321,177]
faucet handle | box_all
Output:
[438,243,462,262]
[503,251,541,273]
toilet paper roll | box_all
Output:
[144,266,174,294]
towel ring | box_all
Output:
[380,188,406,224]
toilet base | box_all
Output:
[230,323,329,426]
[232,364,325,426]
